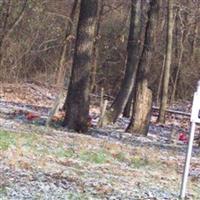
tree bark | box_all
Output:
[170,30,184,104]
[105,0,144,124]
[63,0,98,133]
[123,88,134,118]
[158,0,174,123]
[156,55,165,105]
[46,0,79,126]
[90,0,103,93]
[127,80,152,135]
[127,0,156,135]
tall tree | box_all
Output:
[90,0,103,93]
[63,0,98,132]
[56,0,79,88]
[105,0,144,124]
[170,9,184,104]
[158,0,174,123]
[46,0,80,126]
[127,0,157,135]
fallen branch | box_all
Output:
[152,106,191,117]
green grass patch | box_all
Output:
[55,147,75,158]
[114,152,127,162]
[0,131,40,152]
[0,186,7,196]
[130,155,149,168]
[22,133,39,146]
[0,131,16,150]
[79,149,111,164]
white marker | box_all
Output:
[180,80,200,199]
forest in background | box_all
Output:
[1,0,200,99]
[1,0,200,133]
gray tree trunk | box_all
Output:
[46,0,79,126]
[56,0,79,88]
[105,0,144,124]
[127,0,157,135]
[123,88,134,118]
[63,0,98,132]
[90,0,103,93]
[158,0,174,123]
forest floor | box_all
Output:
[0,83,200,200]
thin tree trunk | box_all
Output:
[158,0,174,123]
[46,0,79,126]
[90,0,103,93]
[170,29,184,104]
[105,0,144,124]
[190,22,199,66]
[123,88,134,118]
[0,43,3,69]
[56,0,79,87]
[63,0,98,133]
[156,55,165,105]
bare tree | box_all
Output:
[56,0,79,88]
[0,0,28,68]
[90,0,103,93]
[46,0,80,126]
[63,0,98,132]
[127,0,157,135]
[170,9,184,104]
[158,0,174,123]
[105,0,144,124]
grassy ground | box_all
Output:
[0,130,200,199]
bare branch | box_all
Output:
[4,0,28,40]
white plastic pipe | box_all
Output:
[180,80,200,199]
[180,121,196,199]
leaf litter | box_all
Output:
[0,83,200,199]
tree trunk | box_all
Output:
[63,0,98,133]
[156,55,165,105]
[90,0,103,93]
[170,29,184,104]
[46,0,79,125]
[158,0,174,123]
[56,0,79,88]
[123,88,134,118]
[127,0,156,135]
[105,0,144,124]
[0,42,3,69]
[127,80,152,135]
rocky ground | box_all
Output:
[0,83,200,200]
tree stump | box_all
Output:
[127,80,152,136]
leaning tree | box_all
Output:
[105,0,144,124]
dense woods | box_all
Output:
[1,0,200,132]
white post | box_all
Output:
[180,122,196,199]
[180,80,200,199]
